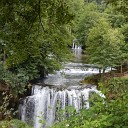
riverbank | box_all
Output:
[82,68,128,100]
[83,69,128,85]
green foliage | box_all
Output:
[0,119,31,128]
[86,18,124,71]
[0,0,74,97]
[0,63,30,95]
[106,0,128,18]
[107,14,126,28]
[76,3,101,45]
[65,0,85,39]
[120,24,128,63]
[0,92,13,120]
[75,1,128,70]
[104,77,128,97]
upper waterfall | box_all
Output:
[72,39,81,50]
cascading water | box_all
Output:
[19,86,105,128]
[72,39,81,50]
[19,46,106,128]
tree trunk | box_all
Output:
[99,68,102,78]
[120,65,123,74]
[99,68,101,74]
[3,50,6,65]
[102,68,106,78]
[103,68,106,74]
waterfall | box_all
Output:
[19,48,108,128]
[72,42,75,49]
[72,39,81,50]
[19,85,105,128]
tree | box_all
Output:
[0,0,73,95]
[65,0,85,39]
[0,0,73,67]
[76,2,103,48]
[120,24,128,67]
[86,18,124,73]
[105,0,128,18]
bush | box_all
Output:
[0,119,31,128]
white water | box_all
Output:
[20,86,105,128]
[19,47,106,128]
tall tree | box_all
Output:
[86,18,124,73]
[76,2,105,48]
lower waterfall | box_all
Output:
[19,86,105,128]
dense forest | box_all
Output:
[0,0,128,128]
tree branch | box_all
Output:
[38,0,45,31]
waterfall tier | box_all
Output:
[72,40,81,50]
[19,85,105,128]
